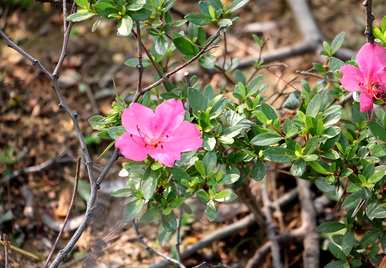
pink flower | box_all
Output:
[115,99,202,167]
[340,43,386,112]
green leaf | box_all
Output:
[328,241,346,260]
[218,18,232,28]
[107,126,125,139]
[173,35,199,57]
[185,13,212,26]
[228,0,249,13]
[203,151,217,173]
[283,91,301,110]
[161,213,177,232]
[111,187,132,197]
[341,231,355,256]
[251,132,282,146]
[0,210,14,224]
[124,199,145,222]
[214,189,238,202]
[221,173,240,184]
[117,16,133,36]
[77,180,91,202]
[263,147,293,163]
[74,0,89,9]
[188,87,206,113]
[290,159,306,177]
[331,32,345,54]
[124,58,151,68]
[195,160,206,176]
[367,165,386,184]
[196,189,210,203]
[233,82,247,100]
[251,160,266,180]
[317,221,345,233]
[369,121,386,141]
[366,202,386,220]
[88,115,106,130]
[67,10,95,22]
[205,201,218,221]
[203,136,216,151]
[127,0,146,11]
[309,161,332,175]
[306,94,322,117]
[142,171,159,201]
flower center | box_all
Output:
[366,82,385,100]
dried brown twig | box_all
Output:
[43,158,81,268]
[363,0,375,43]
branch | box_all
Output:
[133,21,144,102]
[44,158,81,268]
[134,222,186,268]
[176,208,183,263]
[150,189,298,268]
[137,27,223,98]
[363,0,375,43]
[261,176,283,268]
[296,179,319,268]
[0,152,73,184]
[0,7,119,268]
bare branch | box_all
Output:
[363,0,375,43]
[261,175,283,268]
[44,158,81,268]
[296,179,319,268]
[137,27,223,98]
[134,222,186,268]
[176,208,183,263]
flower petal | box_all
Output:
[115,133,149,161]
[163,122,202,153]
[121,103,155,136]
[359,93,373,112]
[340,64,362,92]
[357,43,386,82]
[153,99,185,137]
[149,150,181,167]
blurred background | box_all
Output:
[0,0,385,267]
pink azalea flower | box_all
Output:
[115,99,202,167]
[340,43,386,112]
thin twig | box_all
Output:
[135,21,144,95]
[0,3,123,265]
[296,179,319,268]
[3,234,9,268]
[138,27,223,97]
[0,152,73,184]
[261,169,283,268]
[176,208,183,263]
[363,0,375,43]
[44,158,81,268]
[222,32,228,69]
[134,222,186,268]
[0,239,41,261]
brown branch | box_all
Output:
[0,5,119,268]
[134,222,186,268]
[137,27,223,99]
[261,174,283,268]
[363,0,375,43]
[0,152,73,184]
[176,208,183,263]
[134,21,144,100]
[296,179,319,268]
[44,158,81,268]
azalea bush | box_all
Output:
[76,0,386,265]
[2,0,385,267]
